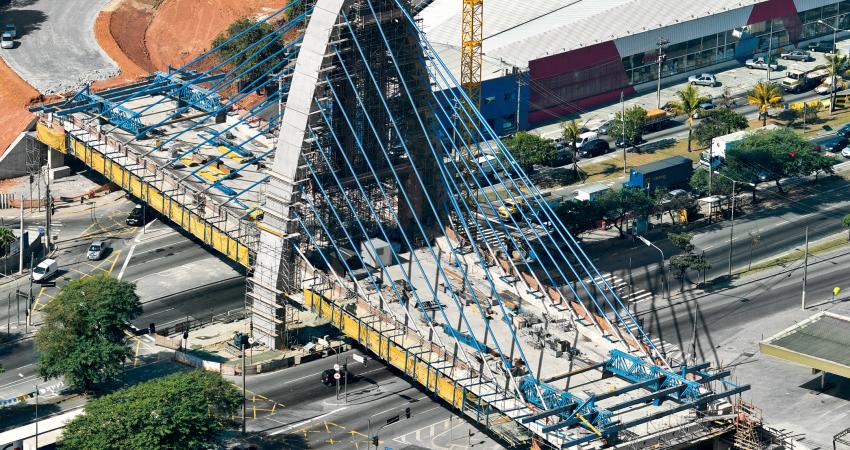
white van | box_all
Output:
[32,259,58,282]
[575,131,599,148]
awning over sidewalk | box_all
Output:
[760,312,850,379]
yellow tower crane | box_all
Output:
[460,0,483,109]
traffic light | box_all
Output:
[372,436,378,446]
[405,407,411,419]
[149,323,156,335]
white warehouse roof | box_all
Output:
[416,0,828,81]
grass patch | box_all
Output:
[736,233,850,276]
[580,139,699,184]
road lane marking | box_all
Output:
[270,406,348,435]
[117,244,136,280]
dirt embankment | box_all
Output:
[0,61,39,156]
[145,0,287,71]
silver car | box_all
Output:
[0,32,13,50]
[87,240,107,260]
[688,73,717,87]
[780,50,812,61]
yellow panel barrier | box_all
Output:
[36,134,252,267]
[36,122,67,153]
[198,170,219,183]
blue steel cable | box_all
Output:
[136,33,303,147]
[404,17,660,361]
[96,3,306,125]
[336,13,542,404]
[309,100,496,384]
[346,4,549,391]
[326,36,534,386]
[296,158,466,370]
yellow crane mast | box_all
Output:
[461,0,483,112]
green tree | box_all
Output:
[596,188,654,238]
[503,131,557,170]
[689,167,733,197]
[561,119,581,177]
[747,81,783,126]
[213,18,287,90]
[730,127,815,194]
[668,84,708,152]
[693,108,748,148]
[35,275,141,391]
[608,105,647,148]
[554,199,603,236]
[666,232,709,291]
[824,51,849,113]
[285,0,308,21]
[59,370,241,450]
[0,226,15,275]
[843,214,850,240]
[798,151,837,181]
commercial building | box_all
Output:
[419,0,850,131]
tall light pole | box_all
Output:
[714,171,755,277]
[765,20,774,82]
[656,37,669,109]
[817,19,845,113]
[802,226,809,310]
[639,236,669,301]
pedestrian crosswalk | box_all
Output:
[588,273,653,306]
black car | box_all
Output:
[614,136,645,148]
[836,123,850,138]
[811,135,849,153]
[807,41,836,53]
[578,139,610,158]
[125,204,155,226]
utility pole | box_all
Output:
[515,67,524,133]
[241,340,247,435]
[18,193,23,275]
[802,226,809,310]
[656,37,668,109]
[727,180,736,277]
[766,20,774,82]
[621,91,627,174]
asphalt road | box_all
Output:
[0,194,246,416]
[0,0,117,94]
[229,348,502,450]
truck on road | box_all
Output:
[700,124,781,168]
[780,66,829,93]
[624,156,694,191]
[643,107,671,132]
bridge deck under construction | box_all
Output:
[30,0,748,448]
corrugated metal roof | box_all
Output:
[417,0,770,80]
[631,155,692,174]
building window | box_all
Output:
[484,96,496,105]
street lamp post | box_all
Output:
[656,37,669,109]
[818,19,845,113]
[714,171,755,277]
[638,236,669,301]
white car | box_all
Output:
[688,73,717,87]
[0,32,13,50]
[745,57,780,71]
[87,240,107,260]
[32,259,58,282]
[815,78,842,94]
[842,147,850,158]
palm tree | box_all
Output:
[668,84,708,152]
[0,227,15,275]
[561,119,581,178]
[824,51,849,113]
[747,81,783,126]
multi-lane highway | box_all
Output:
[229,348,501,450]
[0,192,245,419]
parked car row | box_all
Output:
[1,24,16,49]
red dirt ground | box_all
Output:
[2,0,285,155]
[0,60,39,156]
[145,0,287,71]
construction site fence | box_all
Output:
[303,288,533,447]
[34,119,252,267]
[153,307,247,338]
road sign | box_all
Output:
[37,227,44,236]
[834,287,841,296]
[334,372,341,380]
[333,363,340,371]
[353,354,367,364]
